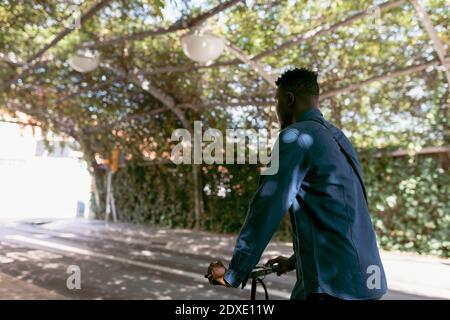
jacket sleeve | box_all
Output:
[288,253,296,267]
[223,127,311,288]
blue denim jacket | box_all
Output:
[223,108,387,300]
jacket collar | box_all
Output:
[296,107,323,123]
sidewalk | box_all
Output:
[380,251,449,299]
[16,219,450,299]
[0,272,65,300]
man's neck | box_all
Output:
[296,106,318,118]
[293,106,322,124]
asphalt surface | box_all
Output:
[0,220,439,300]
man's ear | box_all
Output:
[287,92,295,107]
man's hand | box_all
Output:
[205,261,229,287]
[266,256,295,276]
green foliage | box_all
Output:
[112,163,193,226]
[362,154,450,257]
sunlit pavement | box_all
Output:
[0,219,447,300]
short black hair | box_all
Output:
[275,68,320,96]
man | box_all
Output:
[209,68,387,300]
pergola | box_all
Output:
[1,0,448,227]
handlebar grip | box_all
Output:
[250,263,280,279]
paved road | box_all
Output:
[0,220,442,300]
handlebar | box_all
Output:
[204,261,281,300]
[250,263,280,300]
[251,263,280,279]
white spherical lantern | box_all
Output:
[68,50,99,73]
[181,30,225,63]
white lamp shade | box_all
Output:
[181,31,225,63]
[68,52,99,73]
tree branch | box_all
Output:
[139,0,407,76]
[88,106,167,132]
[2,99,79,138]
[78,0,243,49]
[224,42,276,87]
[410,0,450,85]
[2,0,111,90]
[103,64,190,129]
[27,0,112,63]
[90,57,446,133]
[319,59,443,100]
[252,0,406,61]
